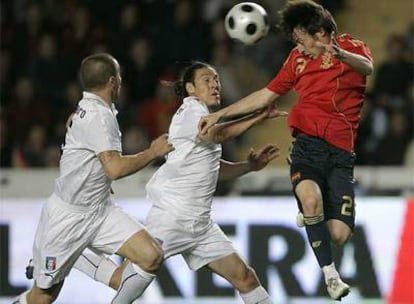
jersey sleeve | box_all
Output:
[338,34,374,62]
[83,109,122,154]
[267,51,296,95]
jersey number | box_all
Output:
[341,195,355,217]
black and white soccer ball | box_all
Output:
[225,2,270,45]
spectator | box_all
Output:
[122,125,150,155]
[0,114,13,167]
[110,4,142,63]
[374,111,411,165]
[136,77,179,140]
[355,93,389,165]
[12,3,47,72]
[14,125,48,167]
[124,37,159,102]
[373,34,414,99]
[5,76,51,145]
[155,0,210,68]
[30,33,64,103]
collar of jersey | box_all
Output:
[82,91,117,114]
[183,96,209,112]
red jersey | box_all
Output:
[267,34,373,152]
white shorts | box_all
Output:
[33,193,144,289]
[145,207,235,270]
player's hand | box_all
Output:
[315,33,344,58]
[150,133,174,158]
[247,144,280,171]
[198,113,221,135]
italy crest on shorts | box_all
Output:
[45,256,57,271]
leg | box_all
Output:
[116,229,163,273]
[290,136,333,268]
[111,230,163,304]
[23,195,93,304]
[325,160,356,246]
[327,219,352,246]
[73,250,118,289]
[295,179,333,268]
[207,253,272,304]
[320,149,356,300]
[15,281,64,304]
[90,204,164,304]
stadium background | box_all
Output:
[0,0,413,303]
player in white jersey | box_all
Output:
[69,61,287,304]
[14,53,174,304]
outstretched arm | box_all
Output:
[99,133,174,180]
[218,144,280,181]
[198,106,286,144]
[199,88,281,135]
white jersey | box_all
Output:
[54,92,122,208]
[146,96,222,219]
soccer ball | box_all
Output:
[225,2,270,45]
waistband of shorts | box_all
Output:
[49,193,108,214]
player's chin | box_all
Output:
[209,97,221,106]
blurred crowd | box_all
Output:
[0,0,413,168]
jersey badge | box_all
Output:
[45,256,57,271]
[320,53,334,69]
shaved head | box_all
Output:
[79,53,119,91]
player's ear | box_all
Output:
[316,28,327,39]
[185,82,195,95]
[108,76,116,87]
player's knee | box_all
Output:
[301,196,321,215]
[233,266,259,293]
[331,231,350,246]
[134,245,164,273]
[329,226,351,246]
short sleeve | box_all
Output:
[267,51,296,95]
[83,109,122,154]
[338,34,374,63]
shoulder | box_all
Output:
[337,33,369,48]
[284,47,302,63]
[77,99,115,124]
[182,97,209,116]
[337,33,373,61]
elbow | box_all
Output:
[363,62,374,76]
[104,167,122,180]
[364,67,374,76]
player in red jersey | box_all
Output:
[199,0,373,300]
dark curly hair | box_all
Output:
[173,61,213,99]
[277,0,337,40]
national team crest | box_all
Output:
[45,256,57,271]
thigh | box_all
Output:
[183,222,235,271]
[324,156,356,230]
[295,179,324,214]
[90,203,145,255]
[33,197,91,289]
[116,229,162,266]
[290,136,327,211]
[207,253,257,286]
